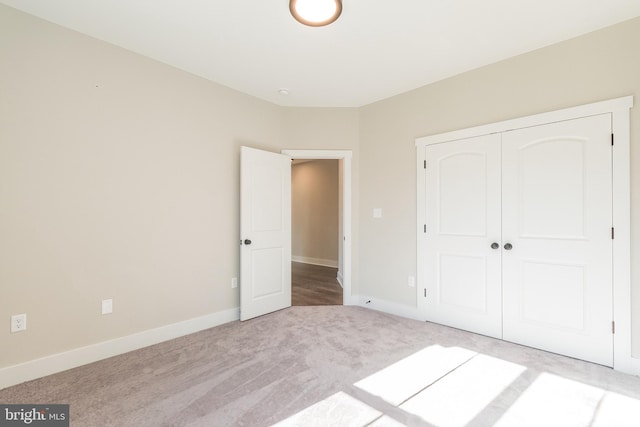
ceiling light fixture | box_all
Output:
[290,0,342,27]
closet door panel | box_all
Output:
[423,134,502,338]
[501,114,613,366]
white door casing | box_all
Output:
[416,96,633,372]
[422,134,503,338]
[240,146,291,321]
[421,116,613,366]
[501,114,613,366]
[281,149,354,305]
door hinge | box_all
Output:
[424,288,427,298]
[424,224,427,233]
[612,321,616,334]
[611,227,615,239]
[611,133,614,146]
[423,160,427,169]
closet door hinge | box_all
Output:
[611,133,614,146]
[424,288,427,298]
[424,160,427,169]
[612,321,616,334]
[424,224,427,233]
[611,227,615,239]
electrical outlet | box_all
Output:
[231,277,238,289]
[11,314,27,333]
[102,299,113,315]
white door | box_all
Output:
[502,114,613,366]
[240,146,291,321]
[422,133,503,338]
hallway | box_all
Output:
[292,262,343,306]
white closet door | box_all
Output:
[501,114,613,366]
[423,134,503,338]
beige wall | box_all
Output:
[292,160,339,265]
[358,16,640,356]
[0,5,358,368]
[2,2,639,372]
[281,107,360,292]
[0,4,279,367]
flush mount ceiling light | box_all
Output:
[290,0,342,27]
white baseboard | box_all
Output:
[617,354,640,377]
[342,294,359,306]
[355,295,423,321]
[292,256,338,268]
[632,356,640,377]
[354,295,640,377]
[0,307,240,390]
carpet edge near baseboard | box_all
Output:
[0,307,240,390]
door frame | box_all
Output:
[282,149,354,305]
[415,96,635,374]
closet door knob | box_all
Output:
[504,243,513,250]
[244,239,252,245]
[491,242,499,249]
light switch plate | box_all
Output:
[102,299,113,315]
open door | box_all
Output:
[240,146,292,321]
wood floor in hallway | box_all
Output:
[292,261,343,306]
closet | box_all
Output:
[415,97,633,368]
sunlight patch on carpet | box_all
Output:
[495,372,640,427]
[398,353,526,426]
[592,390,640,427]
[354,345,477,406]
[272,391,381,427]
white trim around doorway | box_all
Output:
[282,149,355,305]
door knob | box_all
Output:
[491,242,499,249]
[244,239,252,245]
[504,243,513,250]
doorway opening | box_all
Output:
[282,149,353,306]
[291,159,342,305]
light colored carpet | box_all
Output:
[1,306,640,426]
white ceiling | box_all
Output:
[3,0,640,107]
